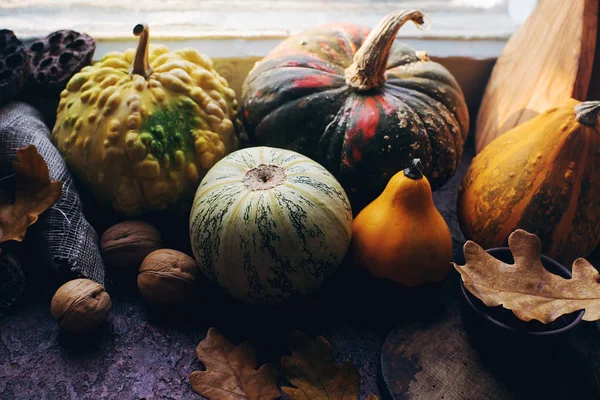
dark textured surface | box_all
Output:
[0,269,389,400]
[5,144,595,400]
[0,212,445,399]
[1,151,419,400]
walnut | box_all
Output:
[137,249,198,304]
[100,220,163,272]
[50,279,111,333]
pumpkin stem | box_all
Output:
[404,159,423,180]
[345,10,426,91]
[131,24,153,79]
[575,101,600,127]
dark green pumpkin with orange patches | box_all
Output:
[241,10,469,210]
[459,99,600,265]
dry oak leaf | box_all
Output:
[282,331,378,400]
[454,229,600,324]
[189,327,280,400]
[0,145,62,244]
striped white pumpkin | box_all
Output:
[189,146,352,304]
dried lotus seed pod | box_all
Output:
[26,30,95,95]
[51,278,111,333]
[0,29,29,105]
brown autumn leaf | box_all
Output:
[281,331,378,400]
[0,145,62,244]
[454,229,600,324]
[189,327,280,400]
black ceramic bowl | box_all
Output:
[459,247,584,337]
[458,248,588,399]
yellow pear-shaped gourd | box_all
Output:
[52,24,240,215]
[352,159,452,286]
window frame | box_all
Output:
[2,0,536,58]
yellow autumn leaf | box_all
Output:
[282,331,378,400]
[454,229,600,324]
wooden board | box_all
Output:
[475,0,598,154]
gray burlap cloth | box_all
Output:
[0,102,104,284]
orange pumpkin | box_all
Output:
[459,99,600,265]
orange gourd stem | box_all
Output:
[345,10,425,91]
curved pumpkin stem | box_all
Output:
[131,24,153,79]
[403,159,424,180]
[345,10,425,91]
[574,101,600,127]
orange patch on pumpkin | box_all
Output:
[293,74,334,89]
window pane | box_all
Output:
[2,1,513,39]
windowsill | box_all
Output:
[3,0,531,59]
[88,37,507,61]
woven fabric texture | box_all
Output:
[0,102,104,284]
